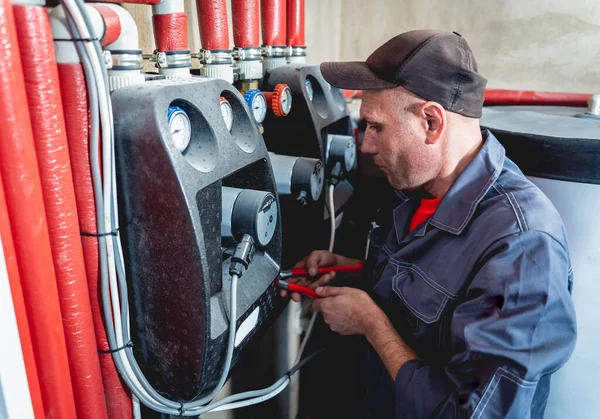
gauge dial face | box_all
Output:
[305,78,314,101]
[344,139,357,172]
[310,161,325,201]
[219,97,234,132]
[251,92,267,124]
[279,86,293,116]
[168,107,191,152]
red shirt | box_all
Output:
[408,197,442,232]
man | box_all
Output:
[282,30,577,418]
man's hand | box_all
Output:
[311,286,380,335]
[280,250,363,302]
[313,285,420,381]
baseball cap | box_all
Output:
[320,30,487,118]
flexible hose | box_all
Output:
[0,174,45,419]
[0,1,76,418]
[197,0,229,50]
[261,0,286,45]
[14,5,108,419]
[232,0,259,47]
[286,0,304,46]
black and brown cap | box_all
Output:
[321,30,487,118]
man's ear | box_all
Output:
[418,102,446,145]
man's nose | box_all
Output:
[361,131,376,154]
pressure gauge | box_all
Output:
[268,153,324,203]
[168,106,191,152]
[305,78,314,101]
[244,89,267,124]
[220,97,233,131]
[265,84,293,117]
[221,187,278,247]
[326,134,357,173]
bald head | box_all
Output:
[359,86,483,196]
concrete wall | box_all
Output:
[304,0,600,92]
[126,0,600,92]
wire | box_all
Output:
[328,184,336,252]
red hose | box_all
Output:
[197,0,230,50]
[14,6,108,419]
[0,1,77,418]
[0,176,45,418]
[153,13,188,51]
[484,89,591,107]
[59,62,134,419]
[261,0,286,46]
[232,0,259,48]
[91,4,121,46]
[286,0,304,46]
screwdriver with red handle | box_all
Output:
[277,264,365,299]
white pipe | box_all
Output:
[152,0,184,15]
[100,3,139,51]
[50,5,102,64]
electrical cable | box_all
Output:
[328,184,336,253]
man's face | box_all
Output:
[359,88,442,191]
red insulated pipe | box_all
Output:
[14,5,109,419]
[232,0,260,48]
[261,0,286,46]
[91,4,121,46]
[0,1,77,418]
[153,13,188,51]
[484,89,592,107]
[0,176,45,418]
[58,62,133,419]
[197,0,230,50]
[342,89,592,108]
[286,0,304,46]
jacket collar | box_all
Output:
[393,130,505,238]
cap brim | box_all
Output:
[320,61,397,90]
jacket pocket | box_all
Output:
[391,266,450,324]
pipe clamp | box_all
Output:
[155,50,192,69]
[200,49,233,65]
[233,46,262,61]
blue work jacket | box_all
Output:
[365,131,577,418]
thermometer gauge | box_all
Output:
[168,106,191,152]
[244,90,268,124]
[264,84,293,117]
[220,97,233,131]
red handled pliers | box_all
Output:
[277,264,364,299]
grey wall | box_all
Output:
[126,0,600,92]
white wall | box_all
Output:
[126,0,600,92]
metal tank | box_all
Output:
[481,105,600,418]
